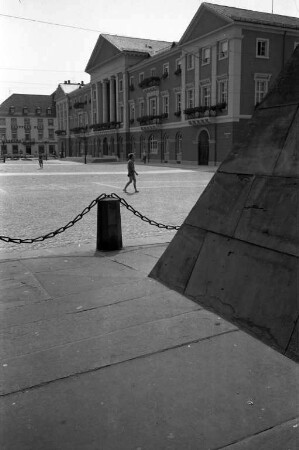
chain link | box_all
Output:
[0,193,180,244]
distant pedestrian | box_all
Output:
[38,154,43,169]
[142,153,147,164]
[123,153,139,193]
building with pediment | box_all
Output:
[55,2,299,165]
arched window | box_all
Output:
[110,137,114,155]
[140,135,145,159]
[175,132,182,159]
[149,134,158,154]
[162,133,169,160]
[103,137,108,155]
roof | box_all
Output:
[59,84,82,94]
[101,34,172,56]
[0,94,54,114]
[205,2,299,29]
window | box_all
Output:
[202,47,211,65]
[187,54,194,70]
[254,74,271,105]
[119,77,123,92]
[12,145,19,154]
[219,40,228,59]
[46,107,52,115]
[9,106,15,114]
[139,99,145,117]
[24,118,31,130]
[48,119,54,126]
[139,73,144,83]
[0,128,6,140]
[162,63,169,77]
[23,107,28,114]
[176,92,181,112]
[48,129,54,140]
[162,96,169,115]
[12,131,18,140]
[129,76,134,89]
[149,97,157,115]
[119,105,124,122]
[0,118,5,126]
[36,107,41,115]
[255,79,268,104]
[149,135,158,154]
[186,89,194,108]
[38,132,43,141]
[150,68,156,76]
[175,58,181,71]
[218,79,228,104]
[11,117,17,129]
[129,103,135,121]
[201,84,211,107]
[256,39,269,58]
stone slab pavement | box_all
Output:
[0,240,298,450]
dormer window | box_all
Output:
[36,107,41,115]
[46,107,52,115]
[9,106,15,114]
[23,107,28,115]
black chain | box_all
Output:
[0,193,180,244]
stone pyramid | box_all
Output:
[150,46,299,361]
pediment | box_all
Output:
[85,36,121,73]
[179,4,232,45]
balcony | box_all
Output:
[184,103,227,125]
[137,113,168,130]
[55,129,67,136]
[70,125,88,134]
[73,101,87,109]
[90,121,121,132]
[138,76,160,90]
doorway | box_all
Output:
[198,130,209,165]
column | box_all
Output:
[96,81,103,124]
[102,80,109,123]
[211,43,217,106]
[228,37,242,117]
[194,50,200,107]
[115,75,119,122]
[181,52,186,122]
[110,76,116,122]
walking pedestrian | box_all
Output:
[38,153,43,169]
[142,153,147,164]
[123,153,139,193]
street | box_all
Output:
[0,159,215,255]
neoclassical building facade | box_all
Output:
[55,2,299,164]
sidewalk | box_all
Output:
[0,240,298,450]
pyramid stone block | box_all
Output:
[150,47,299,361]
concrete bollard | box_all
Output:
[97,198,123,251]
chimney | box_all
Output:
[68,80,71,84]
[81,81,84,85]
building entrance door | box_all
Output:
[198,131,209,165]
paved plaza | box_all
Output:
[0,159,215,256]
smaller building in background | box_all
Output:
[0,94,57,158]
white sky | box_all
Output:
[0,0,299,104]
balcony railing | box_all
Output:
[136,113,168,126]
[55,129,67,136]
[183,103,227,119]
[73,101,87,109]
[138,76,160,89]
[90,121,121,131]
[70,125,88,134]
